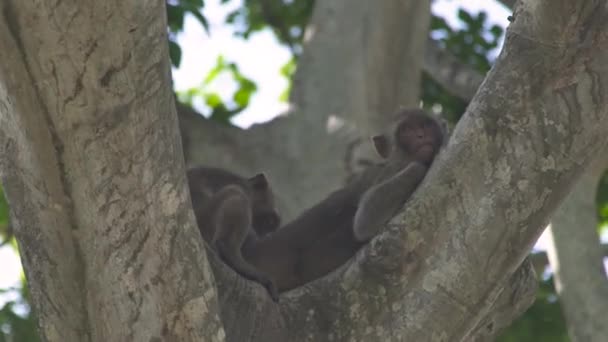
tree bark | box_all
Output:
[547,155,608,342]
[425,4,608,337]
[277,1,608,340]
[0,1,223,341]
[1,1,608,342]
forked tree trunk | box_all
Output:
[1,0,608,341]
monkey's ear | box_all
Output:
[371,135,391,159]
[248,173,269,189]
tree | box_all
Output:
[1,1,607,341]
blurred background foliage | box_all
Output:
[1,0,607,341]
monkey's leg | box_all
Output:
[212,187,280,301]
[353,162,427,241]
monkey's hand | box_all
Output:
[353,162,427,242]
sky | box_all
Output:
[1,0,605,300]
[172,0,512,127]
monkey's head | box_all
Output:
[372,109,444,165]
[247,173,281,237]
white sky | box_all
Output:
[172,0,512,127]
[1,0,605,300]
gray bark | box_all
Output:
[277,1,608,340]
[547,155,608,342]
[422,23,608,339]
[1,0,608,342]
[426,3,608,338]
[0,1,223,341]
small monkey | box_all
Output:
[353,108,445,241]
[187,167,281,301]
[245,108,445,291]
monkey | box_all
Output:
[187,167,281,301]
[243,108,445,292]
[352,108,445,241]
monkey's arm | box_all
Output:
[353,162,427,242]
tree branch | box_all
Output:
[0,6,89,339]
[423,38,485,100]
[0,1,223,340]
[281,1,608,340]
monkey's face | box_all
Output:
[395,112,443,165]
[250,193,281,237]
[247,174,281,237]
[252,211,281,236]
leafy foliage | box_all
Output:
[224,0,314,56]
[0,284,38,342]
[421,10,503,124]
[278,57,296,102]
[0,186,9,245]
[177,55,257,125]
[597,171,608,229]
[166,0,209,67]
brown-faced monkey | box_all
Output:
[244,108,445,292]
[353,108,445,241]
[187,167,281,301]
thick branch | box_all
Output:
[0,5,88,340]
[281,1,608,340]
[423,38,485,100]
[0,1,223,340]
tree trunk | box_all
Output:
[547,155,608,342]
[0,1,222,340]
[1,1,608,342]
[420,4,608,338]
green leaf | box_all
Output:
[188,9,209,32]
[168,40,182,67]
[233,88,252,107]
[166,4,185,33]
[203,56,227,85]
[0,185,10,244]
[490,25,504,39]
[183,0,204,7]
[205,93,223,108]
